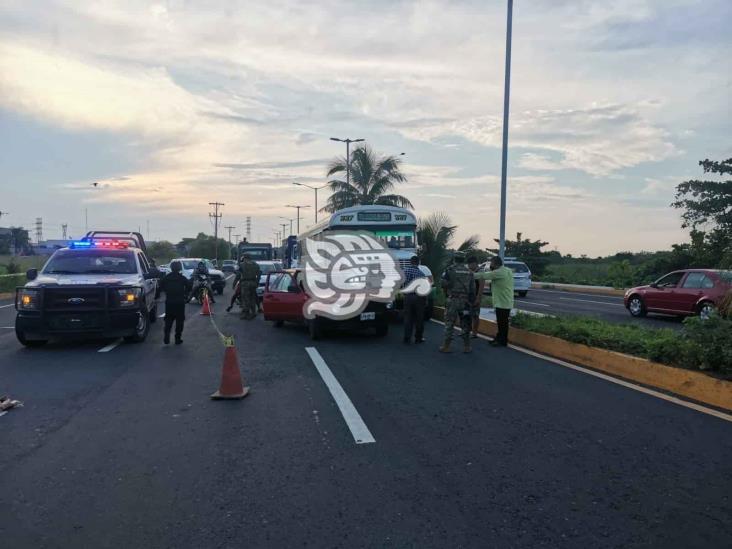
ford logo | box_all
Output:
[68,297,86,304]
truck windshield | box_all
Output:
[242,248,271,260]
[43,250,137,275]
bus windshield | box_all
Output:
[371,230,416,250]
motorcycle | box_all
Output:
[188,273,214,305]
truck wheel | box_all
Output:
[124,310,150,343]
[375,319,388,337]
[16,328,47,347]
[308,318,322,340]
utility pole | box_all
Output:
[35,217,43,244]
[147,220,150,241]
[245,216,252,241]
[209,202,224,263]
[330,137,365,187]
[224,225,235,258]
[498,0,514,260]
[280,223,288,243]
[285,204,310,234]
[61,224,68,239]
[85,208,88,232]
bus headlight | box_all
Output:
[117,288,142,307]
[17,289,40,310]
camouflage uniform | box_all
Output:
[440,255,475,351]
[238,258,261,320]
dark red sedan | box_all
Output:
[624,269,731,319]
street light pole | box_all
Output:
[285,204,310,234]
[330,137,364,187]
[498,0,513,260]
[293,182,327,223]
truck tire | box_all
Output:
[16,327,47,347]
[124,310,150,343]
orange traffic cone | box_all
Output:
[211,345,250,399]
[200,293,212,316]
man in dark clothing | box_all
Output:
[403,255,427,344]
[160,260,192,345]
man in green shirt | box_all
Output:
[475,256,514,346]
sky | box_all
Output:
[0,0,730,256]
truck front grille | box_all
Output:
[43,287,108,311]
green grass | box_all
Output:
[511,313,732,376]
[539,263,613,286]
[0,274,25,293]
[0,255,46,275]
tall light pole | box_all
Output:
[273,230,280,246]
[498,0,513,260]
[285,204,310,234]
[279,216,295,236]
[330,137,364,187]
[292,182,328,223]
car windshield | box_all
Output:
[43,249,137,275]
[506,262,529,273]
[180,260,203,270]
[257,262,279,274]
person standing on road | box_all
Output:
[238,254,261,320]
[226,264,242,313]
[467,256,486,339]
[475,256,514,347]
[160,260,192,345]
[403,255,427,344]
[439,252,475,353]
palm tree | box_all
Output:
[417,212,480,277]
[322,145,413,213]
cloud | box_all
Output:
[214,159,329,171]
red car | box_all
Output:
[262,269,389,339]
[624,269,731,319]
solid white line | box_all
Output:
[0,326,13,329]
[98,339,123,353]
[533,288,623,300]
[0,303,14,309]
[428,319,732,423]
[559,296,625,307]
[305,347,375,444]
[515,300,550,307]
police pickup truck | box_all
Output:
[15,231,161,347]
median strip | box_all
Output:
[305,347,375,445]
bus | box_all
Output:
[293,205,418,269]
[237,241,273,261]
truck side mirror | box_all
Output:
[26,268,38,281]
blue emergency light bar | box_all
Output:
[69,239,129,249]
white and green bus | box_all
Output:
[291,205,418,270]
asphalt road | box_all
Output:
[1,286,731,548]
[513,288,686,330]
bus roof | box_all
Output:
[298,205,416,240]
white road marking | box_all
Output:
[305,347,375,444]
[515,300,550,307]
[0,303,14,309]
[533,288,623,300]
[158,313,166,318]
[428,319,732,423]
[1,326,13,329]
[559,296,626,307]
[98,339,123,353]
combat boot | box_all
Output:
[438,341,451,353]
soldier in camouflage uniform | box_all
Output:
[439,251,476,353]
[238,254,261,320]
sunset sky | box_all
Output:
[1,0,730,255]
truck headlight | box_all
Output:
[117,288,142,307]
[17,289,40,310]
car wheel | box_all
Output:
[149,304,158,324]
[274,320,284,328]
[124,310,150,343]
[698,302,715,320]
[15,327,47,347]
[628,296,647,317]
[308,318,322,340]
[375,319,388,337]
[518,291,528,298]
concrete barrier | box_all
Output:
[531,281,626,297]
[432,306,732,411]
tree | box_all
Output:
[672,158,732,233]
[323,145,413,213]
[417,212,480,277]
[607,260,635,289]
[147,240,177,263]
[489,232,551,275]
[177,233,230,261]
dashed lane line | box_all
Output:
[428,319,732,423]
[98,339,123,353]
[305,347,376,445]
[0,303,14,309]
[559,296,626,307]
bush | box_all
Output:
[0,273,25,293]
[510,313,732,375]
[5,258,21,274]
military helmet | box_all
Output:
[453,251,466,262]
